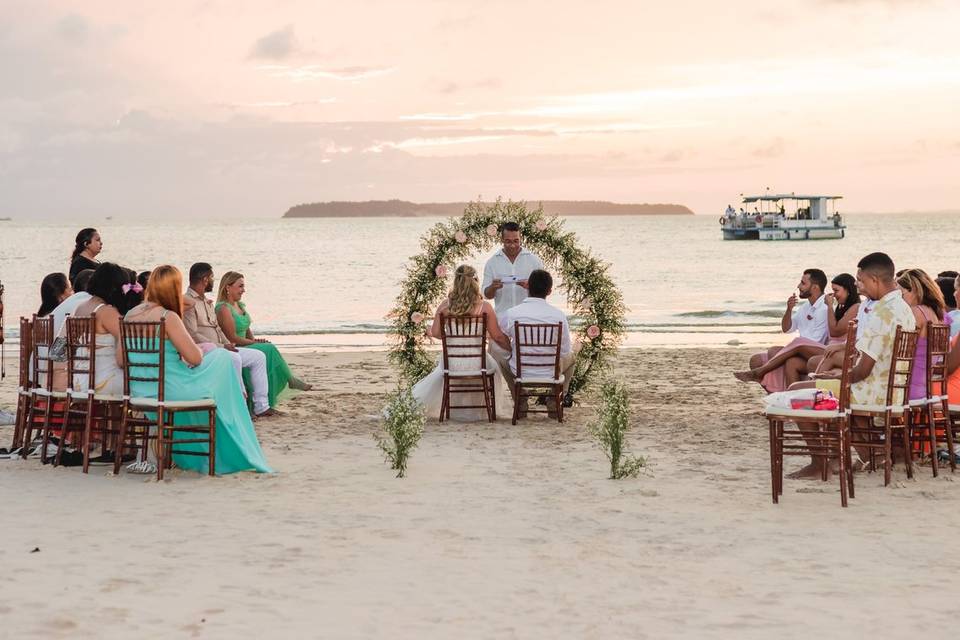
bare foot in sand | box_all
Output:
[733,370,759,383]
[787,462,826,479]
[290,378,313,391]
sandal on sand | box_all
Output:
[125,460,157,475]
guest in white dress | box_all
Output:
[412,265,513,421]
[72,263,127,396]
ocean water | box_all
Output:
[1,213,958,350]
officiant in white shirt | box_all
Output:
[482,222,544,315]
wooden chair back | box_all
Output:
[836,321,859,411]
[18,317,33,390]
[65,316,96,395]
[440,314,487,373]
[887,327,919,409]
[926,323,950,400]
[513,322,562,380]
[120,319,167,402]
[31,315,55,392]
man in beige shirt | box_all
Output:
[183,262,271,416]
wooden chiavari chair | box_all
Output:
[511,322,564,425]
[21,315,67,458]
[439,314,496,422]
[10,317,33,453]
[907,323,955,475]
[118,318,217,479]
[848,327,919,486]
[764,321,857,507]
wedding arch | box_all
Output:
[388,199,626,395]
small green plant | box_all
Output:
[590,380,645,479]
[376,385,425,478]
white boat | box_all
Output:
[720,194,846,240]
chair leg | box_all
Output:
[819,426,828,482]
[511,384,520,426]
[777,422,785,497]
[902,422,914,481]
[836,431,848,508]
[481,375,494,423]
[439,376,448,423]
[488,374,497,421]
[81,402,95,474]
[156,413,166,482]
[555,387,563,423]
[768,420,778,504]
[883,424,892,486]
[844,428,855,499]
[945,408,957,472]
[208,409,216,477]
[927,406,939,477]
[114,409,130,475]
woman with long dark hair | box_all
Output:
[825,273,861,344]
[38,273,73,317]
[69,228,102,287]
[73,263,129,396]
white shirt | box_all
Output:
[482,248,544,314]
[51,291,93,337]
[789,294,829,344]
[498,297,571,377]
[947,309,960,339]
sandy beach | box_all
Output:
[2,346,960,639]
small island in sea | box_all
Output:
[283,199,694,218]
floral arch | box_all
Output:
[388,199,626,395]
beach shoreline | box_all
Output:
[3,346,960,638]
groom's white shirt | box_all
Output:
[498,297,571,377]
[482,248,543,314]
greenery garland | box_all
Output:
[388,199,626,395]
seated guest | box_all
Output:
[182,262,274,419]
[897,268,948,402]
[786,252,916,478]
[215,271,312,412]
[124,265,272,475]
[806,273,862,375]
[494,269,576,416]
[936,274,960,338]
[69,228,102,288]
[51,269,95,337]
[117,267,144,315]
[38,273,73,318]
[73,263,128,397]
[37,272,73,390]
[734,268,830,391]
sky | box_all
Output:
[1,0,958,218]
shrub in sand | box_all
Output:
[590,380,645,479]
[377,385,425,478]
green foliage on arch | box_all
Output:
[388,199,626,395]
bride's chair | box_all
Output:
[511,321,564,425]
[439,314,496,422]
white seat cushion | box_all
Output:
[443,369,488,377]
[67,390,124,402]
[129,397,216,410]
[850,404,906,414]
[763,408,844,421]
[950,404,960,414]
[33,389,68,399]
[516,375,564,385]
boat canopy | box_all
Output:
[742,194,842,203]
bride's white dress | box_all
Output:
[412,335,513,421]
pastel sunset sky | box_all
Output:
[2,0,958,218]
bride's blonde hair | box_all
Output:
[447,265,481,316]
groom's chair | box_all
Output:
[511,321,564,425]
[439,314,496,422]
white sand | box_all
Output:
[2,347,960,639]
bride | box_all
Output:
[413,265,513,421]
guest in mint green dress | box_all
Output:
[123,265,272,475]
[215,272,312,410]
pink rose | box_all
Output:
[486,224,498,237]
[454,230,467,243]
[410,311,425,324]
[586,325,601,339]
[435,264,448,278]
[535,219,548,231]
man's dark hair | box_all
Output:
[73,268,96,293]
[500,222,520,234]
[938,270,959,279]
[528,269,552,298]
[937,276,957,309]
[803,268,827,292]
[857,252,895,280]
[189,262,213,285]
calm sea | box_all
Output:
[1,214,958,350]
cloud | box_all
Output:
[256,64,393,81]
[56,13,89,45]
[752,138,786,158]
[426,77,502,95]
[249,25,298,60]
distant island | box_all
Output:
[283,199,694,218]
